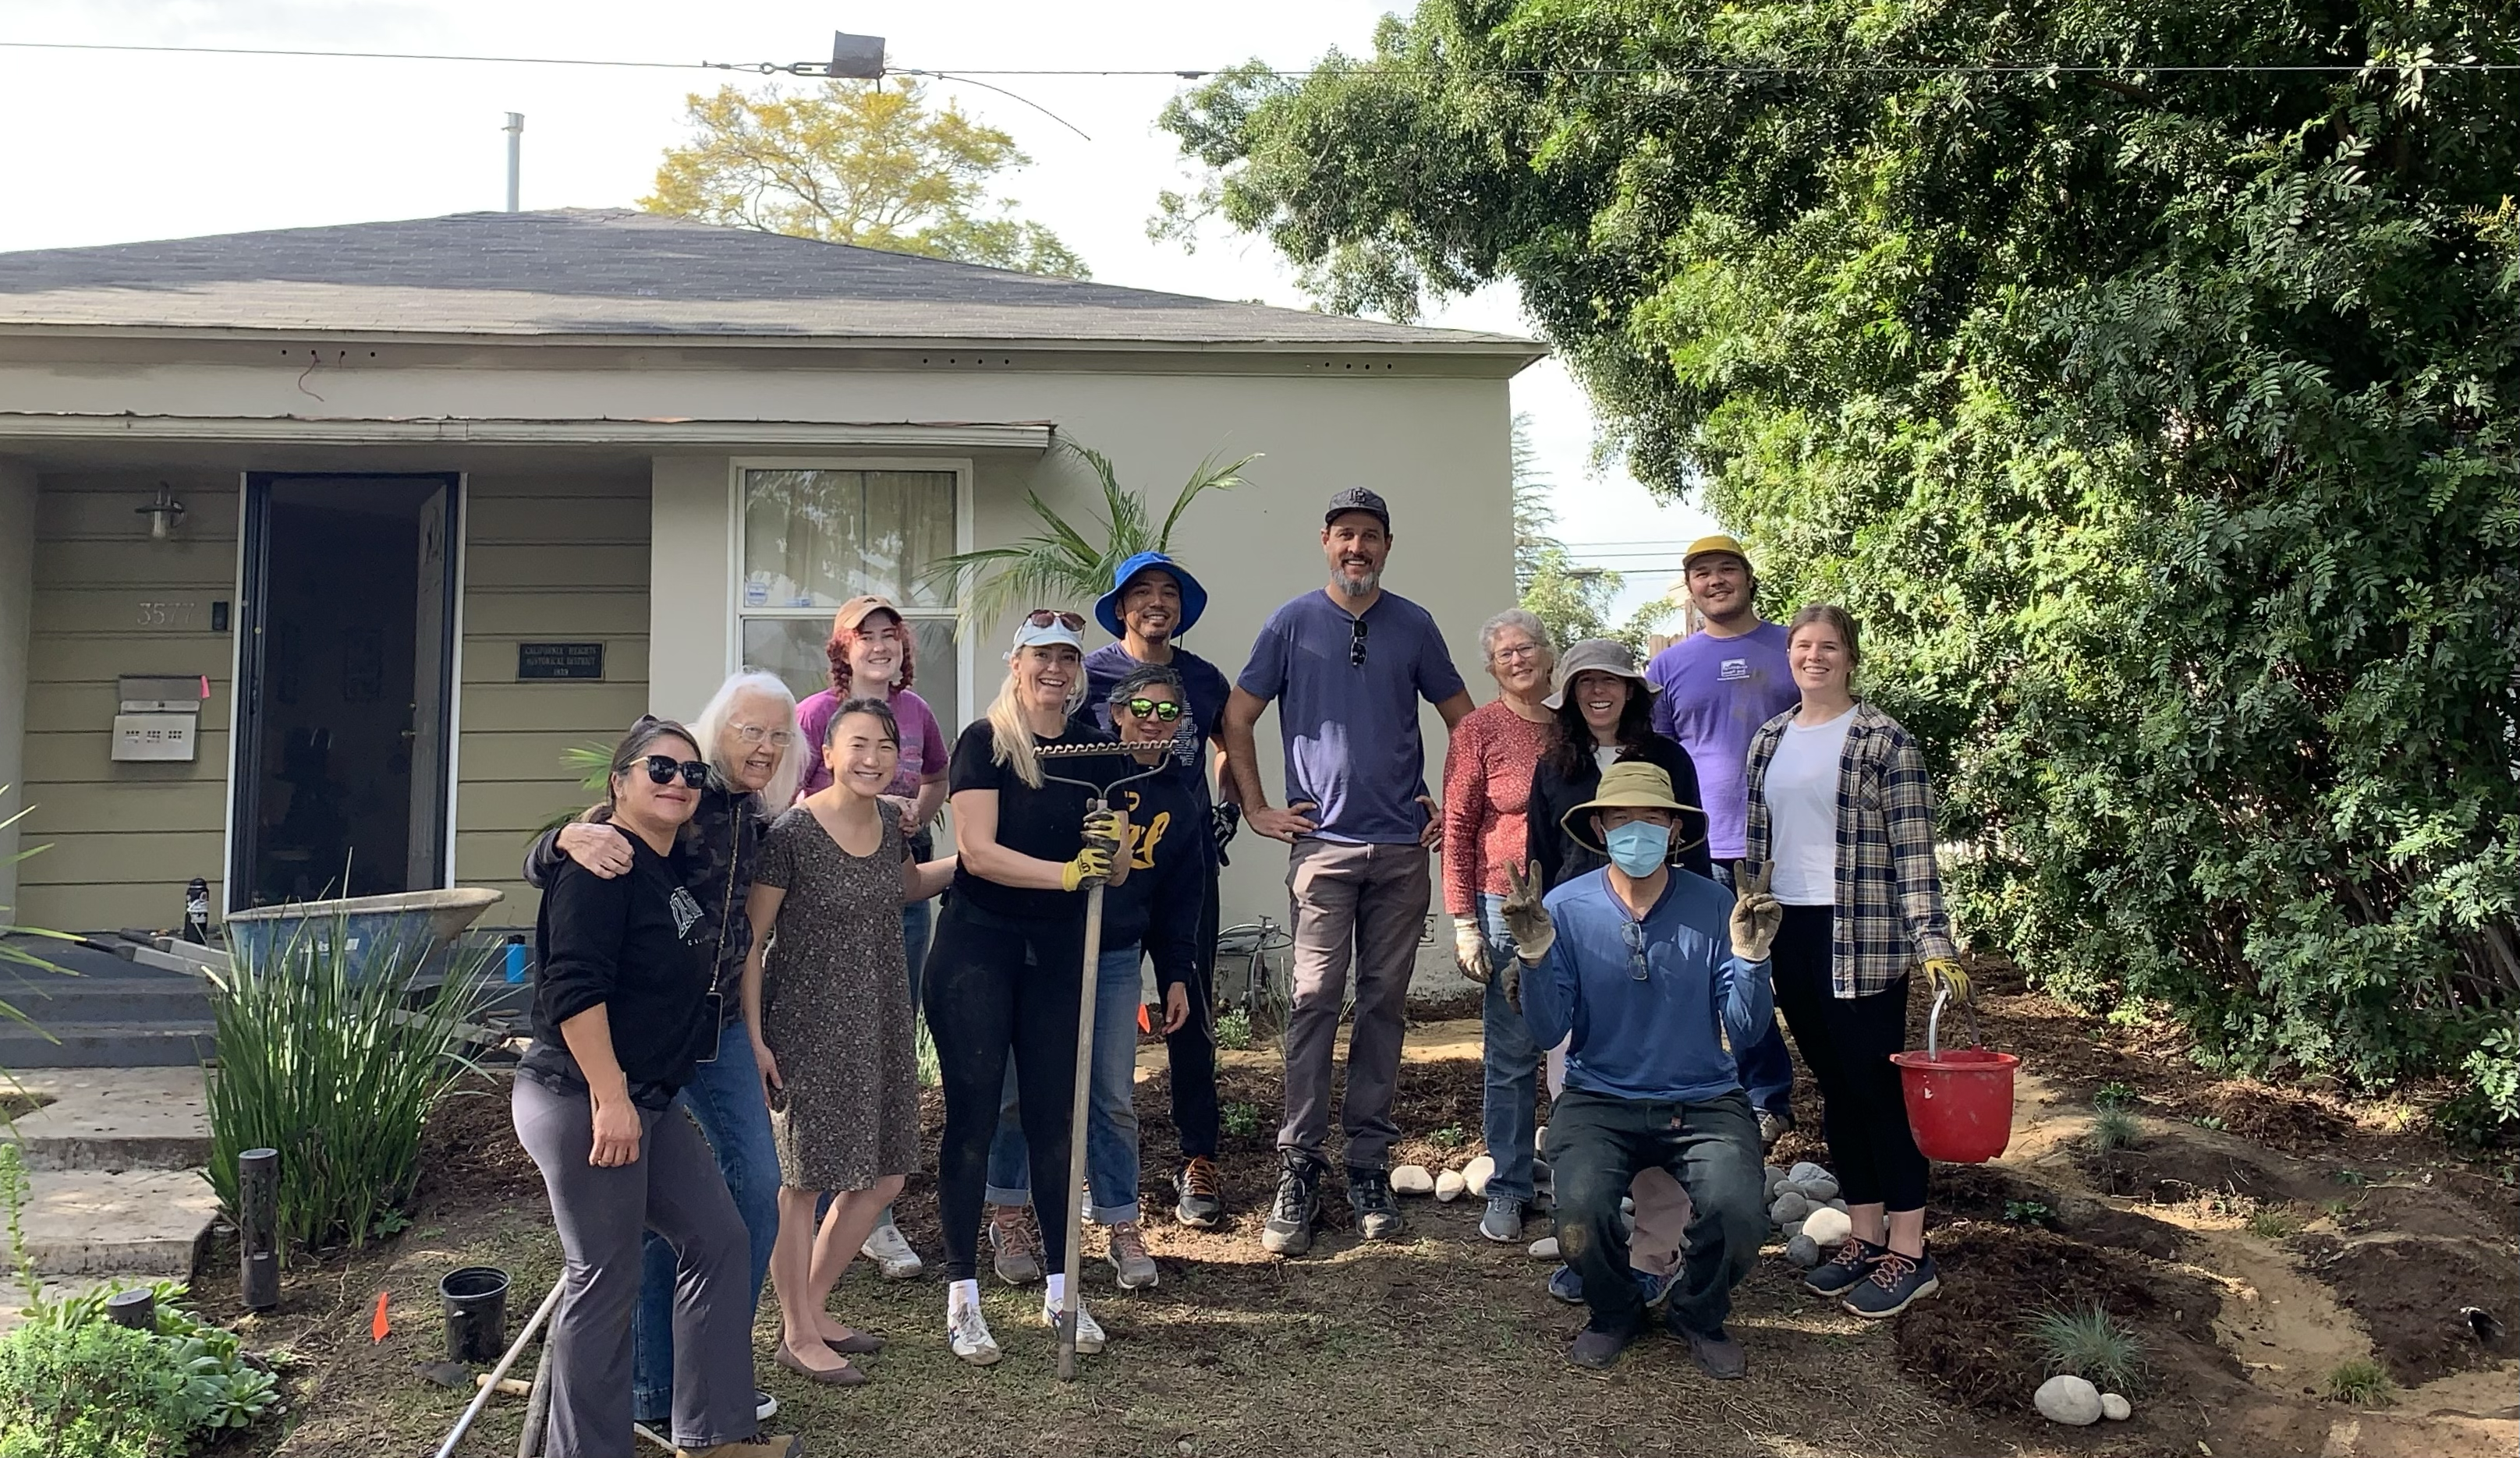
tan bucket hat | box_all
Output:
[1544,638,1656,711]
[1560,762,1706,855]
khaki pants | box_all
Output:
[1277,839,1429,1170]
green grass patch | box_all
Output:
[2324,1357,2394,1406]
[2027,1301,2145,1393]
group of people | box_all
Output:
[505,488,1969,1457]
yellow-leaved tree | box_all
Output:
[640,77,1088,278]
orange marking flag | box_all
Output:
[370,1290,391,1343]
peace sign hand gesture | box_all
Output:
[1729,861,1783,962]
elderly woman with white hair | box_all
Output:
[1440,607,1558,1244]
[523,669,801,1430]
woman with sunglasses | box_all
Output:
[791,595,950,1280]
[981,661,1205,1293]
[523,672,799,1430]
[930,609,1126,1365]
[514,719,799,1458]
[742,697,957,1385]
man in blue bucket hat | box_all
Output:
[1082,550,1234,1230]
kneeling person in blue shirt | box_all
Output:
[1503,762,1783,1375]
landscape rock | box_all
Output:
[1826,1198,1848,1213]
[1784,1233,1821,1269]
[1464,1155,1497,1198]
[1435,1170,1467,1202]
[1801,1206,1853,1249]
[1788,1161,1829,1187]
[1781,1219,1803,1244]
[1799,1174,1839,1201]
[1527,1236,1559,1260]
[1768,1191,1812,1226]
[2034,1375,2104,1426]
[1763,1166,1788,1200]
[2100,1393,2131,1421]
[1390,1164,1434,1197]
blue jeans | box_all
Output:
[631,1022,778,1422]
[1708,861,1797,1117]
[984,943,1143,1223]
[1476,893,1541,1204]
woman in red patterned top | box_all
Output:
[1441,607,1558,1244]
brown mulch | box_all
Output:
[2292,1233,2520,1385]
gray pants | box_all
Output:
[1278,839,1430,1169]
[512,1075,757,1457]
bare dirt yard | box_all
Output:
[204,959,2515,1458]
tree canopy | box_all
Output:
[1161,2,2520,1134]
[645,77,1087,278]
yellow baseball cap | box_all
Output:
[1682,534,1752,572]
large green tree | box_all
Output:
[1161,2,2520,1131]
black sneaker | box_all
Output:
[1346,1166,1404,1241]
[1841,1247,1940,1319]
[1261,1152,1325,1255]
[1755,1109,1795,1151]
[1565,1321,1636,1370]
[1803,1236,1885,1297]
[1173,1156,1224,1229]
[754,1389,779,1422]
[1664,1311,1747,1379]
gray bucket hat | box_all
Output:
[1543,638,1657,711]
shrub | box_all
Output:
[2089,1106,2143,1155]
[0,1320,196,1458]
[1213,1005,1253,1053]
[1221,1102,1262,1138]
[2093,1083,2140,1112]
[2027,1302,2146,1394]
[203,917,490,1251]
[2325,1357,2394,1406]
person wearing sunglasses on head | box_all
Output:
[981,661,1207,1293]
[1082,552,1235,1230]
[521,673,801,1431]
[1221,487,1476,1255]
[513,718,803,1458]
[1495,762,1778,1378]
[929,609,1129,1366]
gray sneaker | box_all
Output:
[1478,1195,1525,1244]
[1106,1219,1159,1290]
[1261,1152,1325,1255]
[1346,1166,1404,1241]
[987,1203,1042,1285]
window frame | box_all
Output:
[725,455,975,731]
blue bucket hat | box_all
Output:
[1094,550,1209,639]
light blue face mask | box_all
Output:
[1604,819,1672,876]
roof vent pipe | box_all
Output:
[503,113,523,212]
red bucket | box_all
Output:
[1889,990,2018,1164]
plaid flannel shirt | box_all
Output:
[1742,701,1958,998]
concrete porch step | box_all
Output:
[0,1021,214,1067]
[17,1168,217,1278]
[3,1067,214,1171]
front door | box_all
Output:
[230,474,460,910]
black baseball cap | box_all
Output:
[1324,487,1391,532]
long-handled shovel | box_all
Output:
[1031,734,1187,1381]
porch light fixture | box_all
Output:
[136,482,186,540]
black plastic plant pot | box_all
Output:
[439,1265,511,1363]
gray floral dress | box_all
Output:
[753,805,920,1191]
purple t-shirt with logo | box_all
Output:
[794,687,947,802]
[1236,589,1466,845]
[1646,621,1796,861]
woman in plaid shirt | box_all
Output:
[1744,604,1966,1320]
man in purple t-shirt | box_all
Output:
[1224,487,1473,1255]
[1643,533,1802,1145]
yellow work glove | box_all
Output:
[1061,843,1114,892]
[1729,861,1783,961]
[1080,807,1125,851]
[1923,957,1972,1007]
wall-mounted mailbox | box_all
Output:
[112,674,208,763]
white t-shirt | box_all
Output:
[1765,706,1855,905]
[1593,744,1621,772]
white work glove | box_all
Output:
[1454,918,1491,985]
[1730,861,1783,962]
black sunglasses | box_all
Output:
[1120,698,1183,722]
[1349,617,1370,667]
[638,755,710,788]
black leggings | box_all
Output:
[1768,904,1928,1212]
[924,897,1085,1283]
[1167,859,1221,1161]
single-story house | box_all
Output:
[0,208,1542,947]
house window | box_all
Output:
[738,467,961,731]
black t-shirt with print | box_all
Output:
[523,833,716,1106]
[1100,766,1203,992]
[947,715,1115,925]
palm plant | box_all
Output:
[922,441,1258,628]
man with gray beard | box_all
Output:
[1224,487,1475,1255]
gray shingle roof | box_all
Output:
[0,209,1539,355]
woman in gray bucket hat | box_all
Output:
[1526,639,1711,890]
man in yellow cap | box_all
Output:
[1497,762,1779,1376]
[1642,533,1802,1148]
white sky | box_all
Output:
[0,0,1712,614]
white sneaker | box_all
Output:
[1044,1298,1105,1354]
[862,1219,924,1280]
[947,1302,1001,1366]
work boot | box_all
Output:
[1261,1151,1325,1255]
[1565,1321,1636,1370]
[1346,1166,1404,1241]
[1756,1109,1795,1152]
[987,1203,1042,1285]
[1107,1220,1159,1290]
[1666,1311,1748,1380]
[1173,1156,1224,1229]
[675,1438,803,1458]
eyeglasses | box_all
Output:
[1492,643,1544,664]
[1120,698,1183,722]
[1024,609,1087,631]
[1349,617,1370,667]
[639,756,710,788]
[1618,918,1652,982]
[728,724,793,747]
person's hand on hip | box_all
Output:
[1246,802,1318,842]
